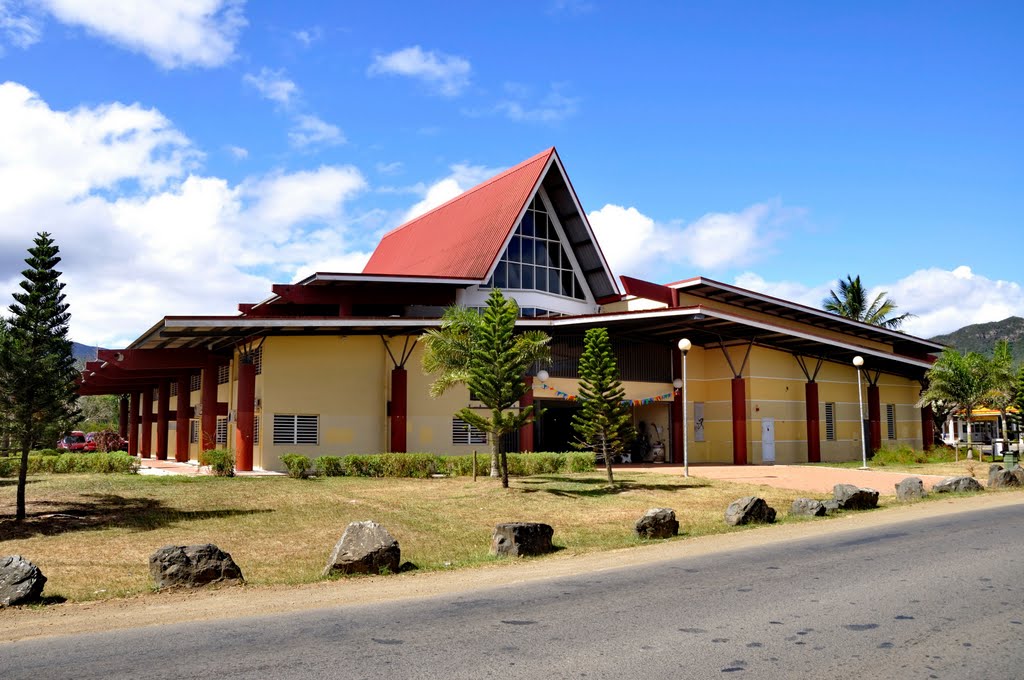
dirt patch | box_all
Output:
[3,491,1020,644]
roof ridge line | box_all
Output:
[377,147,555,240]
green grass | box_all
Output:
[2,471,834,602]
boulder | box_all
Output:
[0,555,47,607]
[894,477,927,502]
[724,497,777,526]
[932,476,984,494]
[634,508,680,539]
[1011,465,1024,486]
[822,499,841,513]
[323,521,401,576]
[833,484,879,510]
[988,464,1005,486]
[989,468,1021,489]
[790,498,827,517]
[149,544,243,589]
[491,522,554,557]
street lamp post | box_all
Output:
[853,356,867,469]
[677,338,692,477]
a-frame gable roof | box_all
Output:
[362,148,618,299]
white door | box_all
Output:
[761,418,775,464]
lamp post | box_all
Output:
[853,356,867,469]
[677,338,692,477]
[536,369,549,383]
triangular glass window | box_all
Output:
[482,196,587,300]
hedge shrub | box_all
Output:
[198,448,235,477]
[314,455,345,477]
[281,454,312,479]
[333,451,594,478]
[0,452,139,476]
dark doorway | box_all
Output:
[536,399,580,452]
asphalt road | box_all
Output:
[3,504,1023,679]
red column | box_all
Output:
[118,396,128,439]
[235,357,256,471]
[201,356,218,451]
[128,392,140,456]
[141,388,153,458]
[921,404,935,451]
[390,367,408,453]
[670,351,683,465]
[175,375,190,462]
[156,380,169,460]
[805,382,821,463]
[731,377,748,465]
[519,376,535,453]
[868,384,881,454]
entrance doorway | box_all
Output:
[535,399,579,452]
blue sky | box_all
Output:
[0,1,1021,346]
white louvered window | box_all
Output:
[886,404,896,440]
[253,415,260,445]
[253,346,263,375]
[217,364,230,385]
[189,420,199,444]
[452,417,487,445]
[190,373,201,392]
[273,414,319,445]
[170,381,178,397]
[216,417,228,445]
[824,403,836,441]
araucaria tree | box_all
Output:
[919,348,991,461]
[420,289,550,488]
[986,340,1018,448]
[823,275,913,330]
[572,327,633,487]
[0,233,80,520]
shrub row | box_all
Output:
[289,451,595,479]
[0,452,139,477]
[871,443,957,466]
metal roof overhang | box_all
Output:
[520,307,935,380]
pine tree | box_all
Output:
[0,233,80,520]
[420,289,550,488]
[572,327,633,487]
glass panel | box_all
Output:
[494,262,507,289]
[520,236,535,264]
[535,212,548,240]
[535,240,551,268]
[547,241,562,269]
[507,235,521,262]
[548,269,562,295]
[519,212,535,237]
[535,266,548,292]
[574,275,586,299]
[507,263,521,289]
[561,270,574,299]
[522,265,535,290]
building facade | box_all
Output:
[79,148,943,471]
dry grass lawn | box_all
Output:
[0,471,907,602]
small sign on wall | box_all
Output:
[694,402,705,442]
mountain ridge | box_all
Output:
[930,316,1024,362]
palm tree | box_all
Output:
[986,340,1018,452]
[919,348,992,461]
[823,275,913,330]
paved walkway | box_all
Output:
[136,457,284,477]
[620,463,950,495]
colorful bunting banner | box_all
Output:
[536,383,674,406]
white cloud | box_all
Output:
[588,200,796,277]
[732,267,1024,339]
[375,161,404,175]
[495,82,579,123]
[243,67,299,106]
[368,45,471,97]
[226,144,248,159]
[1,1,42,49]
[0,82,370,348]
[288,114,345,148]
[402,163,501,221]
[37,0,246,68]
[292,27,321,47]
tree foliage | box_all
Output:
[919,348,992,460]
[985,340,1018,446]
[0,233,80,519]
[823,275,913,330]
[571,328,633,487]
[420,289,550,487]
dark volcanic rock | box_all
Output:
[894,477,927,502]
[725,497,777,526]
[634,508,680,539]
[932,476,984,494]
[149,544,243,589]
[491,522,554,557]
[833,484,880,510]
[790,498,828,517]
[0,555,47,607]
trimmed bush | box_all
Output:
[0,452,139,476]
[872,444,956,466]
[343,453,439,478]
[315,455,344,477]
[281,454,312,479]
[30,448,63,457]
[199,448,235,477]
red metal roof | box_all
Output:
[363,148,555,278]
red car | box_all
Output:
[57,431,90,451]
